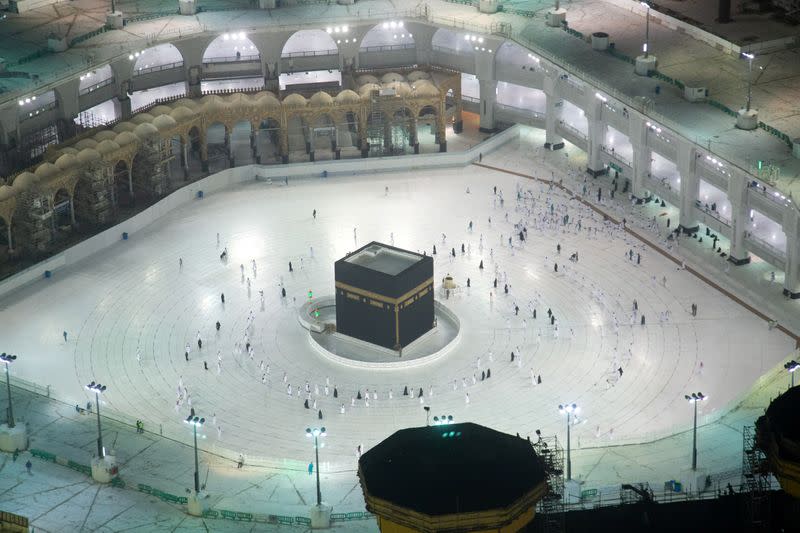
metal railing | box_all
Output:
[600,145,632,167]
[432,44,474,55]
[131,92,188,114]
[19,101,58,122]
[360,43,416,53]
[558,121,588,141]
[495,102,544,121]
[695,201,732,227]
[746,233,787,259]
[133,61,184,76]
[280,49,338,59]
[78,77,114,96]
[564,478,781,512]
[201,86,264,96]
[203,54,261,65]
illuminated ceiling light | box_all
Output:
[25,97,31,103]
[223,33,229,40]
[128,54,134,60]
[18,100,23,106]
[342,25,348,32]
[382,22,389,29]
[326,27,332,33]
[478,37,484,43]
[238,32,245,39]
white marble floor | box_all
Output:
[1,127,799,530]
[1,137,794,474]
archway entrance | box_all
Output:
[310,114,335,161]
[206,122,229,172]
[230,120,254,166]
[256,118,281,164]
[52,188,73,240]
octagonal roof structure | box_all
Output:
[358,422,548,532]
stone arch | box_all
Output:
[205,120,230,172]
[308,113,337,155]
[230,118,254,165]
[359,22,415,50]
[285,114,307,154]
[52,187,73,229]
[133,43,184,73]
[255,117,282,163]
[282,29,338,57]
[79,64,114,94]
[495,41,534,68]
[418,104,439,118]
[203,33,261,63]
[431,28,476,55]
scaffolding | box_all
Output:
[366,89,411,157]
[742,425,770,531]
[532,435,565,533]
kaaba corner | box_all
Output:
[334,242,434,350]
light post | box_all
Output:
[184,414,205,493]
[641,2,650,58]
[558,403,579,480]
[785,360,799,389]
[306,427,327,507]
[1,353,17,428]
[741,52,754,112]
[85,381,107,458]
[685,392,707,470]
[432,415,454,426]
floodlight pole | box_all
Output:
[95,390,104,458]
[691,398,698,470]
[314,433,322,506]
[193,422,200,492]
[3,359,14,428]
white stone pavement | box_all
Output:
[0,126,797,530]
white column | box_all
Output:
[543,74,564,150]
[727,172,750,264]
[7,224,13,252]
[782,206,800,298]
[478,78,497,133]
[584,95,605,176]
[676,141,699,233]
[629,115,650,199]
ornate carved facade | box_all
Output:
[0,68,461,267]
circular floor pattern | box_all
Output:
[308,298,461,368]
[1,164,793,468]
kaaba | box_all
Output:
[335,242,434,350]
